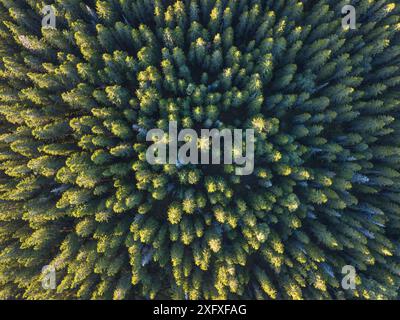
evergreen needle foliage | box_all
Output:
[0,0,399,300]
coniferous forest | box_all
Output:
[0,0,399,300]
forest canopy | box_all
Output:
[0,0,399,300]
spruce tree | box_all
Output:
[0,0,399,300]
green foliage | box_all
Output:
[0,0,399,300]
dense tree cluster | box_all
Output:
[0,0,399,299]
